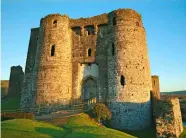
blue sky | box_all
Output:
[1,0,186,92]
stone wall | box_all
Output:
[107,9,152,130]
[20,28,39,110]
[70,15,109,103]
[34,14,72,106]
[153,97,183,138]
[8,66,24,98]
[25,28,39,74]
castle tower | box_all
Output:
[151,75,160,99]
[107,9,152,130]
[34,14,72,106]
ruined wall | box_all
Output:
[107,9,152,130]
[34,14,72,106]
[20,28,39,110]
[152,75,160,99]
[8,66,24,98]
[153,97,183,138]
[25,28,40,74]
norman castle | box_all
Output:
[7,8,183,137]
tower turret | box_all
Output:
[107,9,152,130]
[34,14,72,106]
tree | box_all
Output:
[92,103,112,123]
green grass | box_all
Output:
[64,113,135,138]
[1,96,21,110]
[179,126,186,138]
[2,114,136,138]
[2,119,66,138]
[123,126,156,138]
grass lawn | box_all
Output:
[1,96,21,110]
[2,119,66,138]
[64,113,135,138]
[2,113,136,138]
[123,126,157,138]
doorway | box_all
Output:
[82,77,97,102]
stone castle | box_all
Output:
[7,8,182,136]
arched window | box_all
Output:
[120,75,126,87]
[53,20,57,27]
[51,45,55,56]
[112,43,115,56]
[88,48,92,57]
[113,17,116,26]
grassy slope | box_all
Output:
[1,80,21,111]
[2,119,66,138]
[2,114,136,138]
[64,113,135,138]
[124,126,156,138]
[1,96,21,110]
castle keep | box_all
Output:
[20,8,152,130]
[18,8,183,134]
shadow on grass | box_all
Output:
[35,127,66,138]
[123,126,157,138]
[35,126,108,138]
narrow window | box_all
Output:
[53,20,57,27]
[88,48,92,57]
[112,43,115,56]
[113,17,116,26]
[51,45,55,56]
[154,80,156,85]
[88,30,91,35]
[136,22,139,26]
[120,75,125,87]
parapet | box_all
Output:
[40,13,69,25]
[10,65,24,74]
[70,13,108,27]
[112,8,142,19]
[31,27,39,31]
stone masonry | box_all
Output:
[19,8,184,131]
[151,76,183,138]
[152,97,183,138]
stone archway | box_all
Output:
[81,76,97,102]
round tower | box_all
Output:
[34,14,72,106]
[107,9,152,130]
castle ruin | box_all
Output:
[16,8,183,134]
